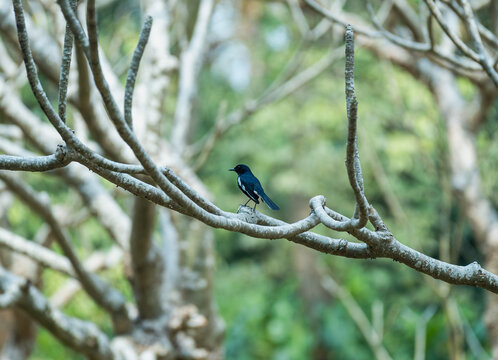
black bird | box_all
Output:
[229,164,280,210]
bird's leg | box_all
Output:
[253,203,257,211]
[243,199,251,207]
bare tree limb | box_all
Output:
[423,0,478,60]
[124,16,153,130]
[12,0,498,294]
[57,0,76,123]
[365,2,484,74]
[0,145,69,172]
[344,25,370,229]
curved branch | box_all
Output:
[0,145,69,172]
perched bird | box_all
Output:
[229,164,280,210]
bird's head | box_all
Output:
[229,164,251,175]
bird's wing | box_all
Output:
[238,176,259,203]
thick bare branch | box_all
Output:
[344,25,370,229]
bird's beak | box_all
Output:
[228,168,235,171]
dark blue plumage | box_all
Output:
[229,164,280,210]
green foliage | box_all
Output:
[216,258,313,360]
[30,329,84,360]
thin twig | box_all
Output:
[427,13,435,50]
[287,0,310,35]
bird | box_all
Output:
[229,164,280,210]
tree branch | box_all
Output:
[124,16,153,130]
[0,145,69,172]
[57,0,76,123]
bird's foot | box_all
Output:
[237,205,258,215]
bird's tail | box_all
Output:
[260,192,280,210]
